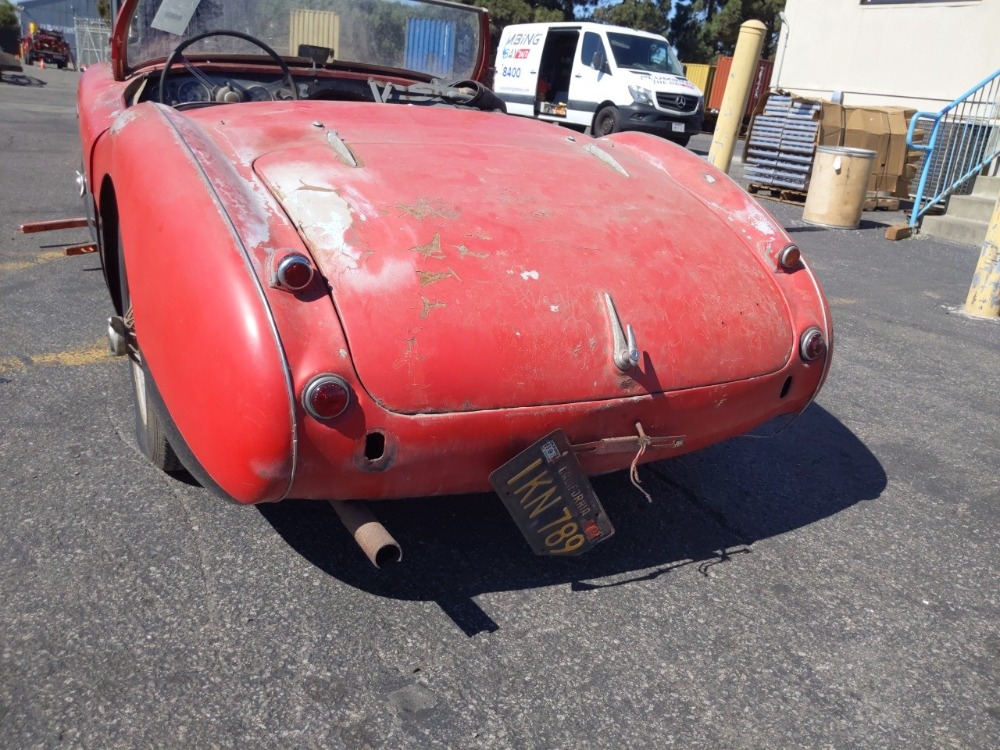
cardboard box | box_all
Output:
[828,104,916,198]
[819,103,845,147]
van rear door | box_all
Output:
[494,26,547,118]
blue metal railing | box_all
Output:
[908,67,1000,228]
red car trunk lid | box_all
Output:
[253,108,792,414]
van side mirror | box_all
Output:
[591,51,605,71]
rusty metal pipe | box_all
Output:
[18,217,88,234]
[328,500,401,568]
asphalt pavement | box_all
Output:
[1,64,998,749]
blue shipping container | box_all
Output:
[405,18,456,78]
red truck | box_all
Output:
[21,27,71,69]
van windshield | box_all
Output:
[606,32,684,76]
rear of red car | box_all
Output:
[75,0,831,514]
[22,28,70,69]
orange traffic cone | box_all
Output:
[39,59,45,70]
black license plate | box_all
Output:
[490,430,614,556]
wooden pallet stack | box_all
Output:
[743,94,822,200]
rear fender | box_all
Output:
[107,103,295,503]
[607,131,792,258]
[606,131,833,399]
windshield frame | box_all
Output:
[111,0,491,83]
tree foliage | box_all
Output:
[670,0,783,61]
[0,0,19,30]
[669,1,711,63]
[457,0,562,49]
[467,0,784,65]
[592,0,670,35]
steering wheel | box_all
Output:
[158,30,299,107]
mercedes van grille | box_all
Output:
[656,93,699,113]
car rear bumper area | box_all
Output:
[286,361,824,502]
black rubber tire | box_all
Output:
[593,106,622,137]
[117,236,182,472]
[669,134,691,147]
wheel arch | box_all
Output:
[98,175,123,314]
[591,101,619,126]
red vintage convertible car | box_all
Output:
[70,0,831,563]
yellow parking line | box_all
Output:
[0,340,108,375]
[0,356,26,374]
[0,250,70,275]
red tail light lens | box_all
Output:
[302,375,351,420]
[272,253,314,291]
[799,327,826,361]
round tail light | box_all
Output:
[274,254,314,291]
[302,375,351,420]
[799,327,826,361]
[778,244,801,270]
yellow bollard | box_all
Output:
[708,20,767,174]
[963,241,1000,318]
[962,191,1000,318]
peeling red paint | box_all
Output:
[76,0,831,506]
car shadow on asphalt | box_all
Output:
[259,403,886,635]
[0,73,46,87]
[786,219,900,233]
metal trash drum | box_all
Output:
[803,146,877,229]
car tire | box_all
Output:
[117,236,182,473]
[593,106,621,137]
[669,134,691,147]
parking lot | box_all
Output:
[1,65,998,749]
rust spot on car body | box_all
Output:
[417,268,460,286]
[455,244,489,259]
[295,180,337,193]
[395,197,459,220]
[411,233,445,259]
[419,295,446,319]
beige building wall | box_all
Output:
[772,0,998,111]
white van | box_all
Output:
[493,22,704,145]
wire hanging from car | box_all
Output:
[629,421,654,504]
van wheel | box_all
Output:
[594,106,621,137]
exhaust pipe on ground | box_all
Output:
[328,500,402,568]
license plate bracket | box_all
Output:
[490,430,614,556]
